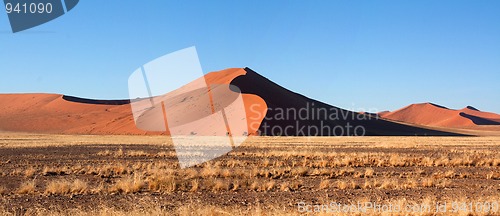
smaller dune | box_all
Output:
[380,103,500,128]
[459,106,500,123]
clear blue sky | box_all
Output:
[1,1,499,113]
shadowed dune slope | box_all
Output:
[230,68,464,136]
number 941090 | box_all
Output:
[5,2,53,14]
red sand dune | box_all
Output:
[0,68,267,135]
[459,106,500,123]
[0,67,473,136]
[378,111,390,116]
[380,103,500,128]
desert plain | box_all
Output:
[0,133,499,215]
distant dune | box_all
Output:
[0,67,476,136]
[380,103,500,128]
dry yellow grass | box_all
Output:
[379,179,398,189]
[24,167,36,178]
[264,180,276,191]
[110,174,145,194]
[249,181,259,191]
[421,177,435,187]
[45,179,89,195]
[200,165,219,178]
[261,158,271,167]
[45,180,71,195]
[146,168,180,193]
[1,134,500,215]
[212,179,228,192]
[364,168,374,178]
[98,163,129,177]
[362,179,381,189]
[127,150,149,157]
[231,180,240,191]
[318,179,330,189]
[42,166,69,176]
[444,169,456,178]
[190,179,200,192]
[0,185,6,195]
[291,167,308,177]
[336,180,356,190]
[17,180,36,194]
[183,168,199,179]
[401,178,418,189]
[279,182,290,192]
[487,171,500,180]
[220,169,232,178]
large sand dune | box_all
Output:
[0,67,477,136]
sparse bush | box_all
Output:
[24,167,36,178]
[264,181,275,191]
[190,179,199,192]
[127,150,149,157]
[45,179,88,195]
[291,167,308,177]
[364,168,374,178]
[110,174,145,193]
[147,171,178,193]
[487,171,500,180]
[280,182,290,191]
[200,165,219,178]
[319,180,330,190]
[212,180,228,192]
[17,180,36,194]
[231,180,240,191]
[421,177,434,187]
[0,186,7,195]
[45,180,70,195]
[337,180,348,190]
[402,178,418,189]
[261,159,270,167]
[444,170,456,178]
[379,179,397,189]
